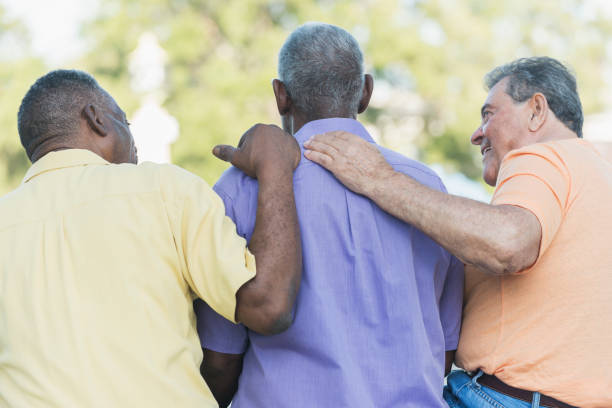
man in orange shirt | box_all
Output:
[303,57,612,407]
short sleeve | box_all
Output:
[440,256,464,350]
[160,165,256,323]
[492,144,570,260]
[194,299,249,354]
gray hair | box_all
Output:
[278,22,365,119]
[18,69,109,160]
[485,57,583,138]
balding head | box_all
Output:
[278,23,366,120]
[18,69,111,162]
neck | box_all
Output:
[30,136,98,164]
[29,138,69,163]
[537,119,579,143]
[286,110,357,136]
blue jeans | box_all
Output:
[444,370,543,408]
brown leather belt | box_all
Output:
[477,374,577,408]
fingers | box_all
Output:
[237,133,248,148]
[238,124,260,148]
[327,130,353,142]
[318,130,354,143]
[303,130,355,153]
[212,144,236,163]
[303,149,335,170]
[303,138,340,159]
[215,144,251,177]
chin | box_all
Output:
[481,158,500,186]
[482,169,497,187]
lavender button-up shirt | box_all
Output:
[195,118,463,407]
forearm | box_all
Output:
[235,169,302,334]
[201,349,243,408]
[445,350,456,376]
[368,171,538,275]
[303,131,539,274]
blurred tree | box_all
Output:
[395,0,612,180]
[1,0,612,193]
[80,0,290,183]
[79,0,612,185]
[0,6,46,195]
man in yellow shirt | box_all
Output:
[0,69,302,407]
[303,57,612,407]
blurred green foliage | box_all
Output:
[1,0,612,195]
[0,6,46,193]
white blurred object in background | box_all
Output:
[583,112,612,162]
[128,32,179,164]
[130,97,179,164]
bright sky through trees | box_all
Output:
[1,0,612,200]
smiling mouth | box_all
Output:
[481,146,492,156]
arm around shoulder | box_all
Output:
[303,132,541,275]
[171,124,302,336]
[214,124,303,335]
[233,167,301,334]
[370,170,542,275]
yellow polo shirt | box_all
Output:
[0,149,255,407]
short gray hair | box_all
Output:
[278,22,365,119]
[485,57,583,138]
[18,69,109,160]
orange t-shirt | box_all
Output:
[456,139,612,407]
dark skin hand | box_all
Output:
[213,123,303,335]
[201,349,243,408]
[445,350,455,376]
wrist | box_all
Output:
[365,166,397,197]
[257,163,294,184]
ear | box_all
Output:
[527,93,548,132]
[357,74,373,114]
[272,79,292,115]
[82,104,108,137]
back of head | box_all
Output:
[484,56,583,138]
[18,69,107,161]
[278,22,364,120]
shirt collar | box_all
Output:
[293,118,375,145]
[22,149,110,184]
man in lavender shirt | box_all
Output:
[194,22,464,407]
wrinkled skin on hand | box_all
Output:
[303,130,395,196]
[213,123,301,179]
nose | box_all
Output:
[471,126,483,146]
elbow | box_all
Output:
[235,266,301,335]
[238,300,294,335]
[488,250,522,276]
[253,304,294,336]
[488,227,538,275]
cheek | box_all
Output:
[121,130,133,151]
